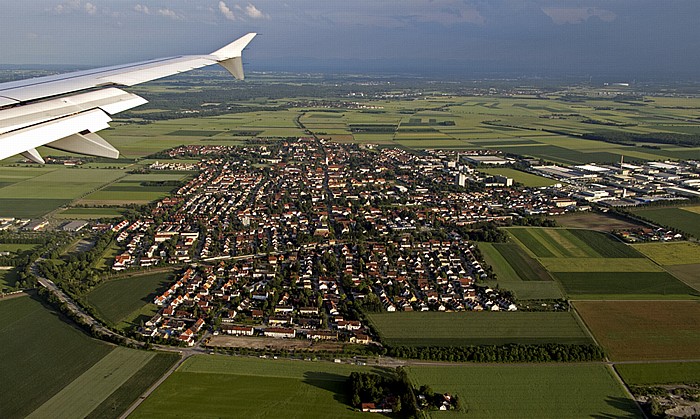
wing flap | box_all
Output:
[47,132,119,159]
[0,88,145,135]
[0,109,111,161]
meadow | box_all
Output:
[86,271,174,327]
[409,364,639,418]
[615,362,700,386]
[574,301,700,361]
[367,311,591,346]
[130,355,371,419]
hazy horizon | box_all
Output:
[1,1,699,79]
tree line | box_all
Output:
[386,343,605,362]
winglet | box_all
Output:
[211,33,257,60]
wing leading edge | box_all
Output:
[0,33,256,163]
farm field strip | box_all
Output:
[554,271,698,297]
[574,301,700,361]
[367,312,591,346]
[540,257,663,272]
[409,364,640,418]
[491,243,552,280]
[615,362,700,386]
[27,348,155,419]
[130,356,369,419]
[0,295,113,418]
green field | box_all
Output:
[490,243,552,281]
[540,257,663,272]
[85,352,180,419]
[87,271,174,327]
[632,241,700,265]
[27,347,155,419]
[478,167,556,187]
[632,207,700,238]
[508,228,642,259]
[478,243,563,299]
[0,295,113,418]
[575,301,700,361]
[0,166,126,218]
[409,364,639,418]
[615,362,700,386]
[130,355,370,419]
[554,271,698,298]
[367,312,591,346]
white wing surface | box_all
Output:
[0,33,256,163]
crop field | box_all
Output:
[478,167,556,187]
[554,212,646,232]
[27,347,155,419]
[0,295,113,418]
[0,166,125,218]
[615,362,700,386]
[631,207,700,238]
[540,257,662,272]
[409,364,639,418]
[130,355,370,419]
[367,312,591,346]
[85,352,180,419]
[507,228,642,259]
[554,271,698,298]
[574,301,700,361]
[632,241,700,265]
[489,243,552,281]
[87,271,174,327]
[664,264,700,292]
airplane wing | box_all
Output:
[0,33,256,163]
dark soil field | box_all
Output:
[555,212,646,232]
[574,300,700,361]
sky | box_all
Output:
[1,1,699,78]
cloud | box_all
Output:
[84,2,96,15]
[219,1,237,21]
[134,4,150,15]
[245,3,268,19]
[158,8,181,20]
[542,7,616,25]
